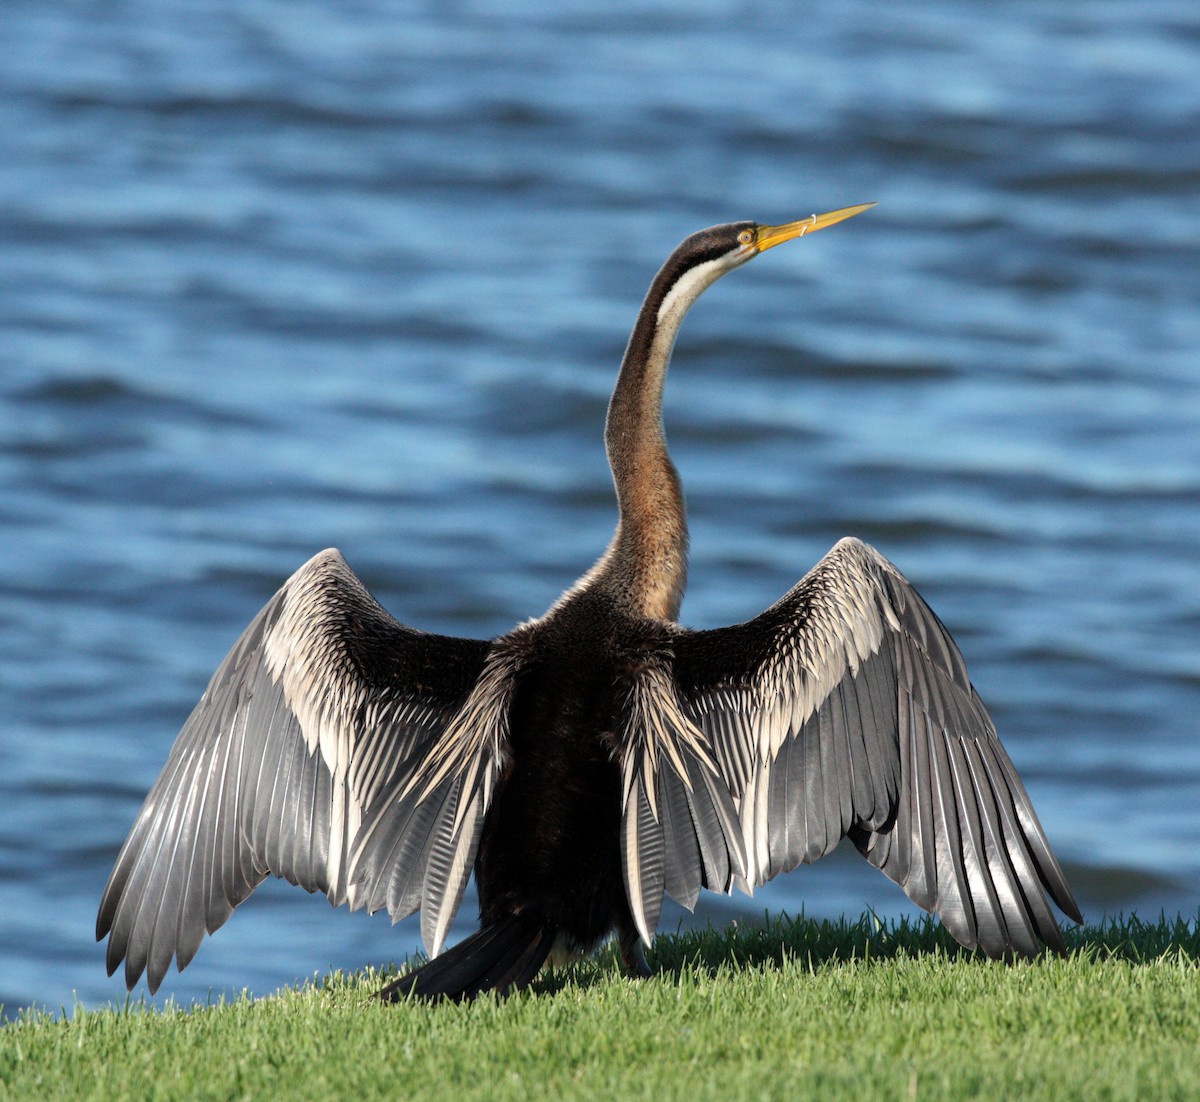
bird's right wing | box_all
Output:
[616,537,1080,956]
[97,548,521,993]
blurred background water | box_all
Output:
[2,0,1198,1019]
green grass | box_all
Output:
[3,914,1198,1102]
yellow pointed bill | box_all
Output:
[755,202,876,252]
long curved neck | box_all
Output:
[589,253,728,621]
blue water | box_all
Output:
[2,0,1199,1018]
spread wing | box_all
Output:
[617,537,1081,956]
[97,548,519,993]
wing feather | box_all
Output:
[621,775,667,946]
[659,765,703,910]
[97,548,509,992]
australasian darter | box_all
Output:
[97,204,1081,1002]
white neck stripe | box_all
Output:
[655,256,728,328]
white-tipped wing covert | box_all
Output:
[97,549,517,993]
[617,537,1081,955]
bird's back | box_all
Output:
[474,593,658,955]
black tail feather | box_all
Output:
[381,916,554,1003]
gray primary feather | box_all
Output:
[616,536,1081,956]
[96,548,507,994]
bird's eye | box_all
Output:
[738,229,754,246]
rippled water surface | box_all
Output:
[3,0,1199,1017]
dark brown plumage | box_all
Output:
[98,206,1081,1002]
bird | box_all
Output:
[97,203,1081,1003]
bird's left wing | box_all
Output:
[97,549,520,992]
[616,537,1080,956]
